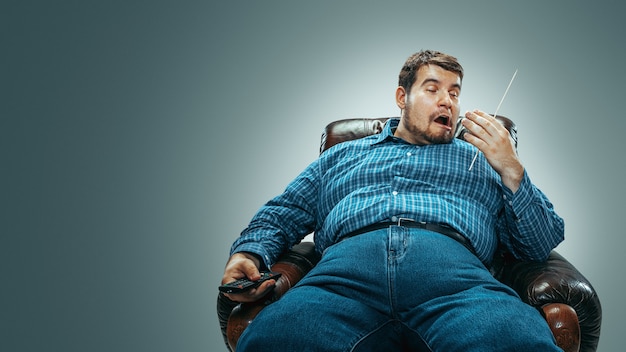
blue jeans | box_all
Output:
[237,227,561,351]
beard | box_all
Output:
[403,105,456,145]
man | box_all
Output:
[221,50,565,351]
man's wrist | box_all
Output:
[501,164,524,193]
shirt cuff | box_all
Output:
[501,170,534,221]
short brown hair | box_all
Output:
[398,50,464,92]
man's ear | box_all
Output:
[395,86,407,110]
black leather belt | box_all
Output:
[342,219,476,255]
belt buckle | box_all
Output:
[396,217,417,226]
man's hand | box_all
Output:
[462,110,524,192]
[221,252,277,302]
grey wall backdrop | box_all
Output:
[5,1,623,351]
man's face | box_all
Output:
[395,64,462,145]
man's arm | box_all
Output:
[462,110,564,260]
[498,173,564,261]
[221,160,320,302]
[229,160,319,266]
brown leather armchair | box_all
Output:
[217,117,602,352]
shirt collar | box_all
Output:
[372,118,404,146]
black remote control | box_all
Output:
[219,271,282,294]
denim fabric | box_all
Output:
[237,227,561,352]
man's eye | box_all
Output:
[449,91,459,98]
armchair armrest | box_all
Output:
[494,251,602,352]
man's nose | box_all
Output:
[438,92,453,108]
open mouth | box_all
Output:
[434,115,451,128]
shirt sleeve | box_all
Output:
[229,159,320,268]
[498,170,565,261]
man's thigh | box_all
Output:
[405,284,561,351]
[237,285,397,352]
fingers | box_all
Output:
[222,252,276,302]
[222,278,277,303]
[462,110,501,140]
[462,110,512,152]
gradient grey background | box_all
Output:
[4,1,623,351]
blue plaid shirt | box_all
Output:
[231,118,564,266]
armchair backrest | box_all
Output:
[320,117,390,154]
[319,116,517,154]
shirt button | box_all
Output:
[406,152,412,157]
[391,216,398,222]
[392,191,398,196]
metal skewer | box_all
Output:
[468,68,518,171]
